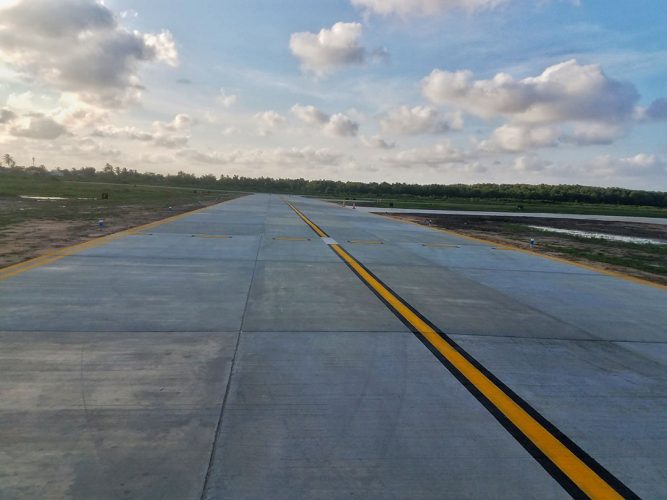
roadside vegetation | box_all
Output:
[2,161,667,218]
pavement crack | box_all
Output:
[199,194,268,500]
[199,330,241,500]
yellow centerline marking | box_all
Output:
[330,243,620,499]
[290,205,327,238]
[287,200,632,499]
[0,201,236,282]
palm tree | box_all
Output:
[3,153,16,168]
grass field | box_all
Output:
[0,174,244,267]
[327,196,667,218]
[0,175,241,228]
[501,222,667,278]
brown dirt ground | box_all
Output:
[384,213,667,287]
[0,201,224,268]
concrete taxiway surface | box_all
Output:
[0,193,665,499]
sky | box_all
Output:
[0,0,666,189]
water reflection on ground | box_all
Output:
[528,226,667,245]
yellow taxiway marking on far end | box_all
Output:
[273,236,310,241]
[192,234,232,239]
[347,240,384,245]
[421,243,460,248]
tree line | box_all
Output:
[2,161,667,208]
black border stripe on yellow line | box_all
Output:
[286,200,638,500]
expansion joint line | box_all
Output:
[200,196,269,499]
[285,200,637,500]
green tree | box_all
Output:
[3,153,16,168]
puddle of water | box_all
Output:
[20,195,67,200]
[19,196,93,201]
[528,226,667,245]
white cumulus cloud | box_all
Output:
[324,113,359,137]
[423,59,638,125]
[380,105,456,136]
[621,153,662,168]
[155,113,193,132]
[424,60,643,152]
[218,89,238,108]
[291,104,329,125]
[91,113,192,149]
[382,141,477,170]
[350,0,507,17]
[589,153,666,177]
[481,124,560,152]
[221,127,240,136]
[564,122,625,146]
[361,135,396,149]
[513,154,552,172]
[1,91,108,141]
[289,22,369,77]
[143,30,179,67]
[178,146,344,167]
[0,0,179,107]
[10,115,69,140]
[291,104,359,137]
[255,111,287,136]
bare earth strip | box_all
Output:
[0,200,239,268]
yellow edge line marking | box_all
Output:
[422,243,460,248]
[376,213,667,292]
[0,200,237,281]
[288,201,626,499]
[347,240,383,245]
